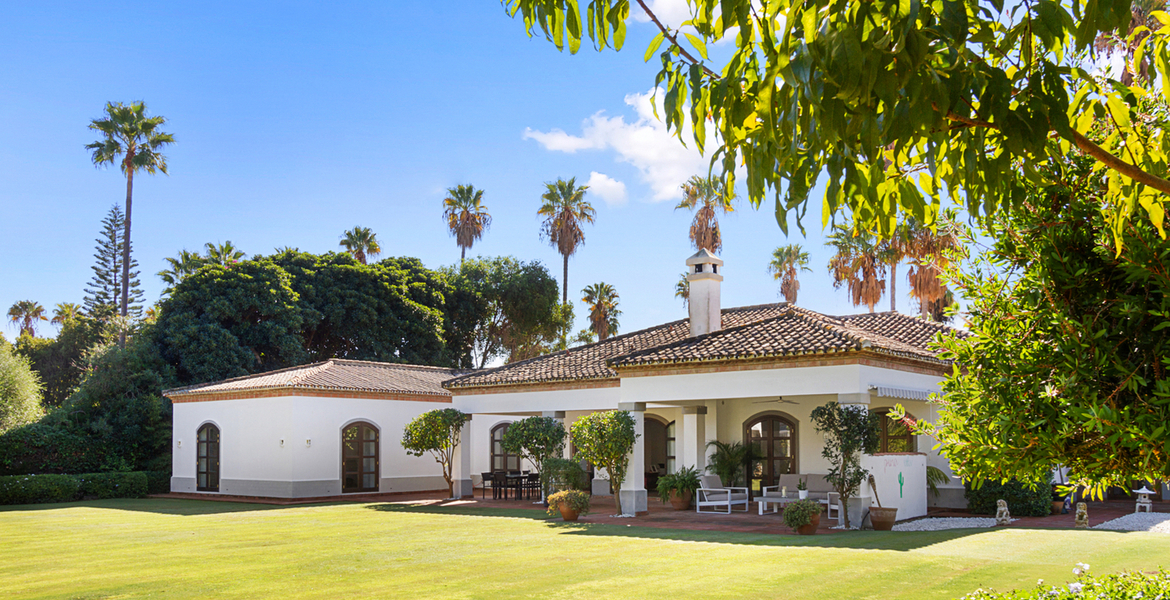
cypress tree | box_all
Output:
[83,205,143,319]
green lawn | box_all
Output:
[0,500,1165,599]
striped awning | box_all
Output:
[868,386,938,401]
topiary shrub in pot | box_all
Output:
[782,499,822,535]
[547,489,590,521]
[656,466,701,510]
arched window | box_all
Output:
[342,422,379,493]
[490,423,520,472]
[745,414,797,494]
[875,410,916,453]
[197,424,220,492]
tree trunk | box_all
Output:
[562,254,569,305]
[841,492,851,529]
[889,262,897,313]
[120,168,134,347]
[461,246,466,264]
[611,471,623,516]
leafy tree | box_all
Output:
[810,401,880,529]
[674,272,689,307]
[501,0,1170,245]
[570,410,638,514]
[913,154,1170,494]
[538,177,595,304]
[157,249,205,296]
[768,245,811,304]
[203,241,246,266]
[16,315,111,408]
[826,227,889,313]
[338,228,380,265]
[443,184,492,263]
[501,416,567,502]
[86,101,173,332]
[401,408,469,498]
[51,303,82,327]
[84,204,144,319]
[581,282,621,340]
[0,342,43,434]
[447,256,567,367]
[676,175,735,254]
[7,301,47,338]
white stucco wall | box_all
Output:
[172,395,449,498]
[861,453,928,520]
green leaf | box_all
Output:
[644,31,665,62]
[683,32,709,60]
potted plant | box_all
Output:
[656,466,701,510]
[547,489,590,522]
[1052,487,1066,516]
[797,477,809,500]
[866,474,898,530]
[783,499,822,535]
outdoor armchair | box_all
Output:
[696,474,749,514]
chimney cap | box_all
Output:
[685,248,724,267]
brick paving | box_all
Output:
[153,490,1169,536]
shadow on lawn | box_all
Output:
[0,498,290,516]
[365,502,1023,551]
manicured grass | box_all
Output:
[0,500,1166,599]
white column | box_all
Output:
[453,415,473,498]
[681,405,708,472]
[542,410,567,458]
[618,402,647,516]
[704,400,719,467]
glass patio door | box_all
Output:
[342,422,379,493]
[746,416,796,496]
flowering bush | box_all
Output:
[961,564,1169,599]
[546,489,590,518]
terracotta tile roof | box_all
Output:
[443,303,788,389]
[164,359,468,399]
[610,306,954,367]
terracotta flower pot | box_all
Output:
[870,507,898,531]
[559,506,579,522]
[1052,500,1065,515]
[796,510,821,535]
[668,489,693,510]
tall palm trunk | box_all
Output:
[120,168,134,346]
[889,263,897,312]
[562,254,569,305]
[461,246,466,263]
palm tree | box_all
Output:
[204,241,246,266]
[767,245,812,304]
[538,177,595,304]
[443,185,491,262]
[826,226,889,313]
[903,220,959,318]
[1096,0,1166,85]
[86,101,174,333]
[581,282,621,341]
[51,303,83,326]
[339,227,381,265]
[676,175,735,253]
[674,272,690,308]
[7,301,48,337]
[158,249,206,294]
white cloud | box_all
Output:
[633,0,693,27]
[523,88,717,202]
[586,171,628,206]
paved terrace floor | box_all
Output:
[156,491,1170,535]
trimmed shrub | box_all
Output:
[0,474,80,505]
[0,423,102,476]
[965,473,1053,517]
[145,470,171,495]
[961,567,1170,599]
[76,472,147,500]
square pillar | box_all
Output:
[618,402,647,516]
[541,411,568,459]
[681,405,708,472]
[453,415,473,498]
[704,400,719,466]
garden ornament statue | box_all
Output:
[1074,502,1089,529]
[1134,486,1154,514]
[995,499,1011,526]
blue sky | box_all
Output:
[1,1,938,342]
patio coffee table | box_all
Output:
[756,496,830,516]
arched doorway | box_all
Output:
[342,421,379,493]
[744,414,797,495]
[196,423,220,492]
[490,423,521,472]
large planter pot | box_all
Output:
[798,490,809,500]
[796,510,821,535]
[559,506,580,522]
[870,507,898,531]
[668,490,693,510]
[1052,500,1065,515]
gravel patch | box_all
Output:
[892,517,1007,531]
[1092,512,1170,532]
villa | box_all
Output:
[166,250,963,521]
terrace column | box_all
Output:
[704,400,719,466]
[542,411,568,459]
[681,405,708,472]
[618,402,647,516]
[453,415,473,498]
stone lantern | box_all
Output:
[1134,486,1154,513]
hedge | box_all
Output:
[964,472,1053,517]
[0,471,155,505]
[961,568,1170,599]
[0,423,101,476]
[145,470,171,495]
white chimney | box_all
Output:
[686,249,723,337]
